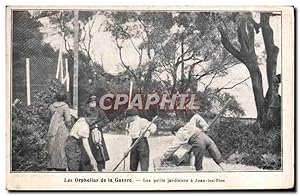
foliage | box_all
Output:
[78,60,245,121]
[102,118,128,134]
[36,11,98,58]
[209,119,281,169]
[103,11,238,94]
[197,90,245,118]
[12,11,59,102]
[12,79,68,171]
[37,10,97,39]
[78,52,106,114]
[13,12,49,60]
[154,114,185,134]
[261,152,281,170]
[227,152,249,164]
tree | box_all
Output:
[101,11,247,120]
[34,10,97,61]
[260,13,281,127]
[217,12,281,127]
[103,11,240,96]
[12,11,58,102]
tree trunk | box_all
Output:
[180,36,185,90]
[73,10,79,110]
[247,61,265,121]
[219,15,266,123]
[260,13,281,127]
[171,71,178,95]
[219,13,280,128]
[144,62,156,91]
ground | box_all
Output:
[103,133,264,172]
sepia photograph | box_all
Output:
[6,6,294,190]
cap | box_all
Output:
[125,107,139,117]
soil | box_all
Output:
[103,133,263,172]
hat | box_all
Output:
[87,95,97,103]
[125,107,139,117]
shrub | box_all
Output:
[209,119,281,169]
[12,79,68,171]
[261,152,281,170]
[227,152,249,164]
[155,114,185,134]
[102,118,128,134]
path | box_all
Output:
[103,133,264,172]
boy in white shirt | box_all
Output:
[125,107,157,171]
[161,114,223,171]
[65,114,98,171]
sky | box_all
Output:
[38,11,282,118]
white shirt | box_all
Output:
[69,118,90,139]
[176,114,209,141]
[162,114,209,160]
[127,116,157,139]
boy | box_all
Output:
[81,95,110,171]
[125,107,157,171]
[161,114,224,171]
[65,113,98,171]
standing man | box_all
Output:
[161,114,224,171]
[125,107,157,171]
[65,114,98,171]
[82,95,110,171]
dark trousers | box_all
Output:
[65,136,82,171]
[189,132,222,171]
[130,137,149,171]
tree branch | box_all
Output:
[174,46,193,65]
[87,18,95,55]
[129,37,143,66]
[194,61,239,81]
[215,76,250,93]
[159,61,173,75]
[218,26,246,64]
[204,72,218,92]
[137,17,153,59]
[55,13,72,56]
[237,19,248,53]
[246,20,255,52]
[115,37,138,80]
